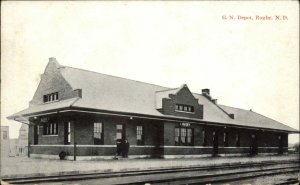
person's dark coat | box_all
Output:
[116,139,122,156]
[123,140,130,157]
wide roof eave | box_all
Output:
[8,105,298,134]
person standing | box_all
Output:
[122,139,130,158]
[114,139,122,159]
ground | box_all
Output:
[1,154,299,179]
[225,172,300,185]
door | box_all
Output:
[153,123,163,158]
[250,134,258,155]
[64,122,71,144]
[278,135,283,154]
[33,125,38,145]
[213,131,218,156]
[116,124,126,140]
[116,124,126,156]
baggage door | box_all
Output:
[278,135,283,154]
[250,134,258,155]
[213,131,218,156]
[33,125,38,145]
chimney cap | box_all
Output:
[202,88,210,94]
[49,57,57,62]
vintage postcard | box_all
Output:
[1,1,299,184]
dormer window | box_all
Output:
[175,104,194,113]
[43,92,58,103]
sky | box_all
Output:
[1,1,299,143]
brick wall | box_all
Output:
[161,86,203,119]
[29,114,289,157]
[31,145,287,157]
[37,120,64,145]
[163,121,205,146]
[29,59,79,106]
[194,125,203,146]
[163,121,175,146]
[74,116,94,145]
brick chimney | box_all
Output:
[202,89,212,100]
[202,89,210,95]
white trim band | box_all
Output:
[30,145,286,149]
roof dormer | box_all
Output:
[156,84,203,119]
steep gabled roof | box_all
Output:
[60,65,297,132]
[8,59,298,133]
[193,93,234,124]
[219,105,298,132]
[155,84,197,109]
[60,66,169,116]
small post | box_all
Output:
[28,142,31,158]
[74,142,77,161]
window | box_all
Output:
[67,122,71,143]
[175,128,180,145]
[175,104,194,113]
[224,132,228,147]
[235,133,240,147]
[175,126,194,146]
[94,122,103,145]
[3,131,8,140]
[43,122,58,135]
[116,124,123,130]
[116,124,122,140]
[184,106,188,111]
[43,92,59,103]
[64,122,72,145]
[213,131,216,143]
[181,128,187,144]
[202,129,207,146]
[136,125,144,145]
[187,128,193,144]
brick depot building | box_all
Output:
[8,58,298,160]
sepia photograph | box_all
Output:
[1,1,299,184]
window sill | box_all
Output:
[175,110,195,114]
[175,144,194,146]
[42,135,58,137]
[43,100,59,104]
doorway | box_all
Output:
[115,124,126,157]
[116,124,126,140]
[250,134,258,156]
[33,125,38,145]
[64,121,71,145]
[213,131,218,156]
[278,135,283,154]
